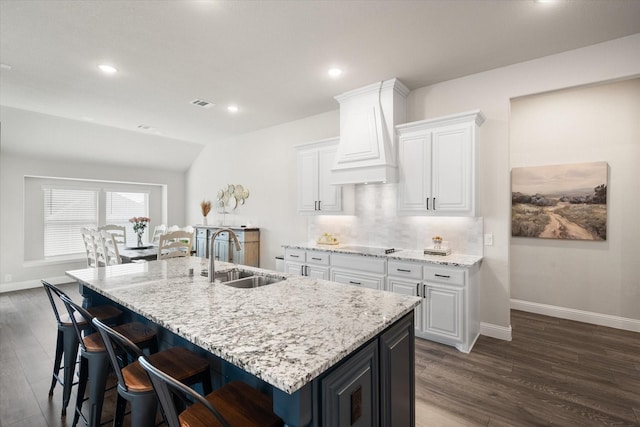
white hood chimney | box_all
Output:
[331,78,409,185]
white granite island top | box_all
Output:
[283,242,483,267]
[66,257,420,395]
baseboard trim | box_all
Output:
[480,322,512,341]
[0,276,75,293]
[511,299,640,333]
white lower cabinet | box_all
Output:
[331,253,386,291]
[422,282,463,344]
[388,260,478,353]
[283,246,479,353]
[284,248,331,280]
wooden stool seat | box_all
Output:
[179,381,283,427]
[59,304,122,327]
[123,347,210,393]
[82,321,156,352]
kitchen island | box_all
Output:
[66,257,421,427]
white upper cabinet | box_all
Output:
[296,138,353,215]
[396,110,484,216]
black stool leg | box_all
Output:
[61,326,80,416]
[129,393,157,427]
[72,355,89,427]
[49,329,64,396]
[88,352,110,427]
[114,394,127,427]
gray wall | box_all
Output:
[510,78,640,323]
[0,151,186,292]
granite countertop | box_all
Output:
[283,242,483,268]
[66,257,420,394]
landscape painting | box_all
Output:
[511,161,608,240]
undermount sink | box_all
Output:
[223,275,284,289]
[200,268,284,288]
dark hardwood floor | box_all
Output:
[1,283,639,426]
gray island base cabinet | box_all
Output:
[66,257,419,427]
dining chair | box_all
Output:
[158,230,194,260]
[167,225,180,233]
[42,281,123,418]
[94,230,122,266]
[81,228,98,268]
[151,224,167,244]
[59,294,158,427]
[138,355,283,427]
[97,224,127,246]
[92,318,211,427]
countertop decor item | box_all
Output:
[432,236,443,248]
[200,200,212,225]
[129,216,150,248]
[317,232,339,245]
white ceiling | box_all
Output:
[1,0,640,170]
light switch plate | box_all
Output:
[484,234,493,246]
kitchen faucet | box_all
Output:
[208,228,242,283]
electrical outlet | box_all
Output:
[484,234,493,246]
[4,274,12,282]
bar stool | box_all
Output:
[139,356,283,427]
[92,318,212,427]
[59,294,158,427]
[42,281,123,417]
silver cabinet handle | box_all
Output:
[433,197,436,210]
[397,268,411,273]
[349,281,361,285]
[434,274,451,279]
[416,283,421,297]
[311,257,322,261]
[426,198,429,210]
[423,284,427,299]
[318,200,321,211]
[290,254,299,258]
[300,265,305,276]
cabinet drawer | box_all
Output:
[388,260,422,280]
[196,228,207,238]
[306,251,330,266]
[285,248,306,262]
[332,270,384,291]
[423,266,465,287]
[332,253,386,274]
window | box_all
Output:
[43,188,98,257]
[106,192,149,243]
[25,176,163,262]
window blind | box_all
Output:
[44,188,98,257]
[106,191,149,243]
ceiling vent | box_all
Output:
[190,99,215,108]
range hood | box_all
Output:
[331,78,409,185]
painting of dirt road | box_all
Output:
[511,162,608,240]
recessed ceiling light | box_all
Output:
[0,63,12,70]
[227,105,239,113]
[328,68,343,78]
[98,64,118,74]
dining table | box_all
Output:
[118,244,158,263]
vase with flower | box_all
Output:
[129,217,150,247]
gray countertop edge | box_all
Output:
[282,243,483,268]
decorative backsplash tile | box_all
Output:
[308,183,483,256]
